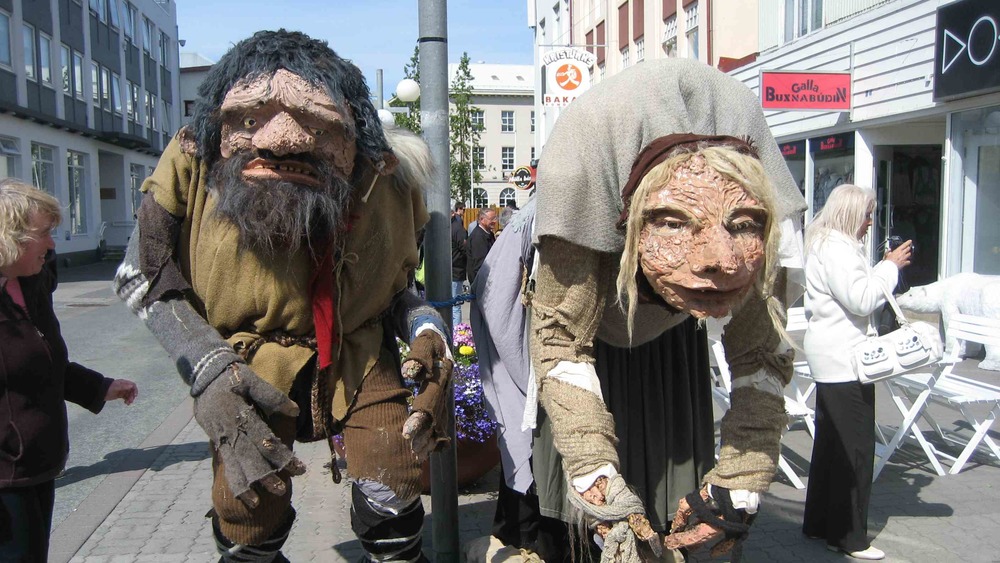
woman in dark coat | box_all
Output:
[0,178,138,561]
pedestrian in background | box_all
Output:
[0,179,138,562]
[467,208,497,286]
[801,184,913,561]
[451,202,469,327]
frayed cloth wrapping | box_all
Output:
[710,387,787,492]
[565,474,645,563]
[537,378,619,481]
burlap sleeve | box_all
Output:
[529,237,620,479]
[705,290,793,492]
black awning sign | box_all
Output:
[934,0,1000,100]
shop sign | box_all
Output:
[780,140,806,157]
[759,71,852,111]
[510,166,535,190]
[809,133,854,153]
[934,0,1000,100]
[542,48,596,107]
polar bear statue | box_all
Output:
[895,273,1000,371]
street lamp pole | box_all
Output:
[417,1,459,561]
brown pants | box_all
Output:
[211,345,422,545]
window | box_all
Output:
[31,143,55,195]
[530,111,535,133]
[162,100,171,134]
[101,66,110,110]
[473,146,485,170]
[159,31,168,65]
[501,110,515,133]
[183,99,195,117]
[685,2,699,60]
[145,91,156,130]
[111,72,122,114]
[60,45,70,93]
[0,137,20,178]
[471,110,484,131]
[636,37,645,61]
[662,15,677,57]
[67,151,87,235]
[621,46,630,68]
[129,162,146,217]
[599,63,606,81]
[106,0,120,28]
[73,52,84,99]
[499,187,516,208]
[38,34,51,84]
[472,188,488,208]
[123,2,136,41]
[0,11,10,67]
[530,146,535,161]
[142,18,152,53]
[89,0,102,19]
[501,146,514,171]
[784,0,823,43]
[91,62,99,106]
[127,80,138,121]
[23,24,35,80]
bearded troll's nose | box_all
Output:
[691,227,740,275]
[252,112,315,157]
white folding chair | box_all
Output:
[709,339,812,489]
[784,307,816,437]
[876,314,1000,478]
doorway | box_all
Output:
[872,145,942,288]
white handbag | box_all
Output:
[852,283,944,384]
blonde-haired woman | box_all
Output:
[801,184,912,560]
[0,179,137,561]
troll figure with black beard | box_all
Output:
[115,30,450,563]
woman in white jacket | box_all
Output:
[801,184,912,560]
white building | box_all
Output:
[0,0,181,264]
[529,0,757,149]
[731,0,1000,282]
[450,62,535,209]
[178,51,212,128]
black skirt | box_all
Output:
[532,316,717,532]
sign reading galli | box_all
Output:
[759,71,852,111]
[542,48,597,107]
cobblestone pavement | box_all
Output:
[66,388,1000,563]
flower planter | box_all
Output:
[418,431,500,493]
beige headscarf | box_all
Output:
[534,58,807,253]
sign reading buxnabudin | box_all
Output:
[760,71,852,111]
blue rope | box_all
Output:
[428,293,476,308]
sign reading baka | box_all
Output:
[760,71,852,111]
[542,48,596,107]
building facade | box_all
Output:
[0,0,180,264]
[451,63,535,209]
[529,0,760,148]
[731,0,999,281]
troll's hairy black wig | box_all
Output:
[191,29,390,170]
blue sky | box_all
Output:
[176,0,535,101]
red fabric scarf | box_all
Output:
[310,247,336,370]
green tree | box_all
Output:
[448,52,482,205]
[390,44,421,134]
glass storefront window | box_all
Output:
[779,140,806,195]
[810,133,854,214]
[951,106,1000,275]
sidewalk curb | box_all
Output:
[49,395,195,563]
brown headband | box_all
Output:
[616,133,760,230]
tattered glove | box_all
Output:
[664,485,757,560]
[194,363,306,508]
[400,330,453,460]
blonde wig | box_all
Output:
[616,145,783,340]
[0,178,62,270]
[804,183,876,252]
